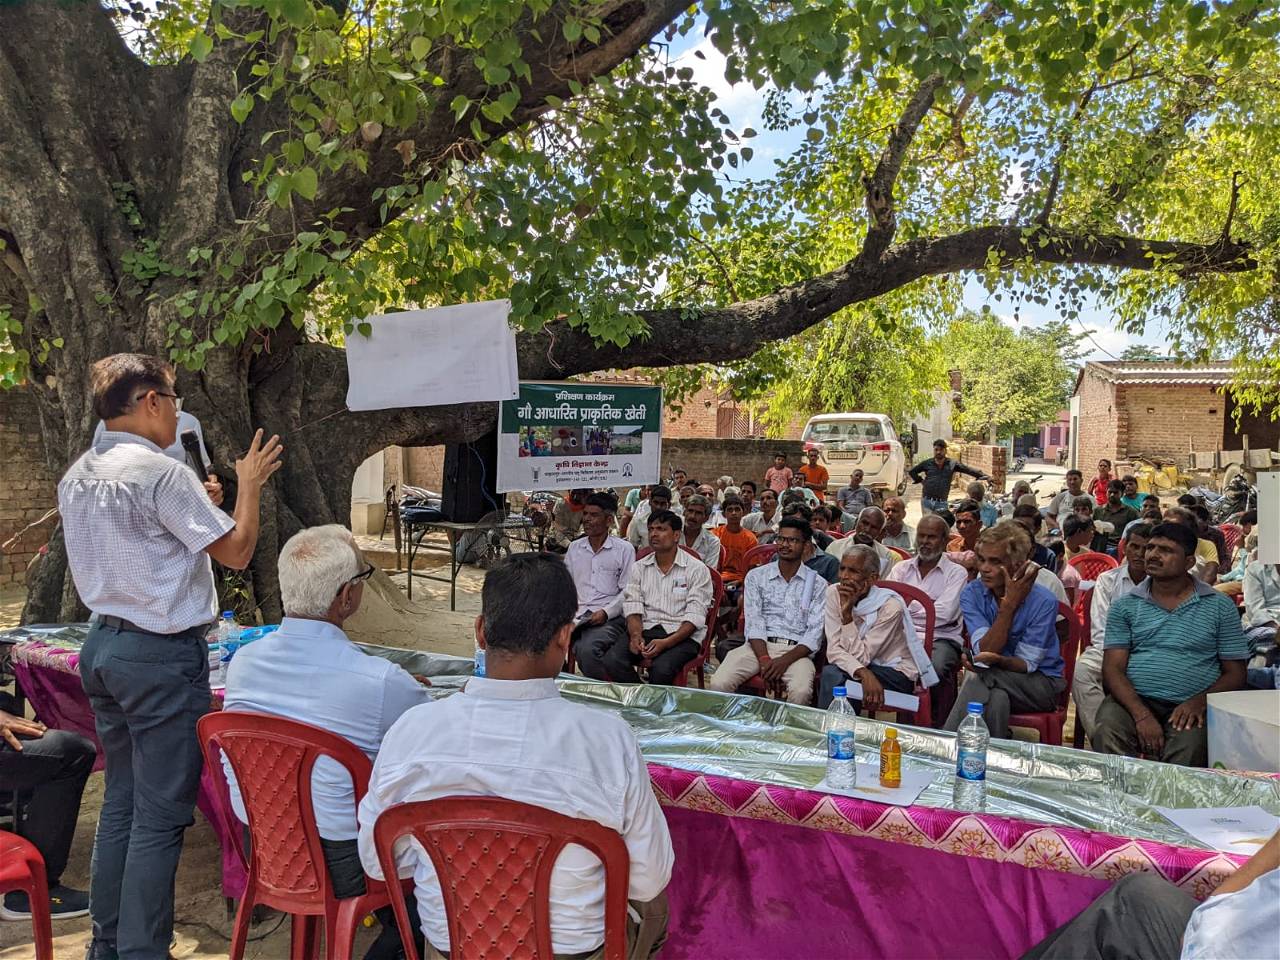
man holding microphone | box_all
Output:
[58,354,282,960]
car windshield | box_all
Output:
[804,420,885,444]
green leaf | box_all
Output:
[293,166,318,201]
[411,36,431,60]
[563,19,582,43]
[280,0,311,29]
[230,93,254,124]
[189,33,213,63]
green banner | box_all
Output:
[500,383,661,432]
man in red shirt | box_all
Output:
[797,449,829,501]
[1088,458,1113,505]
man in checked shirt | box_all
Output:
[58,354,282,960]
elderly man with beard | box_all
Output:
[886,514,970,726]
[1071,525,1152,742]
[818,545,938,710]
[879,496,914,551]
[826,505,894,576]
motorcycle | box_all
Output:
[1011,456,1027,473]
[1200,474,1257,525]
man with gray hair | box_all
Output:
[223,525,429,958]
[819,545,937,710]
[826,505,894,576]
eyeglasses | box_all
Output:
[134,390,183,412]
[775,535,805,545]
[349,562,375,584]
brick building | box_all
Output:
[0,390,58,588]
[1069,361,1280,471]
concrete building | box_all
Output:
[1069,360,1279,470]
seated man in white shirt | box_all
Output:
[357,554,674,959]
[606,510,714,685]
[819,545,937,710]
[680,494,722,569]
[709,517,826,704]
[1071,524,1151,742]
[223,525,430,959]
[566,492,636,678]
[886,515,969,726]
[826,504,894,576]
[627,484,681,550]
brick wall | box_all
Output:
[0,391,58,588]
[660,438,808,488]
[1120,384,1224,461]
[954,443,1009,494]
[1075,369,1119,473]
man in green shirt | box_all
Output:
[1093,480,1138,556]
[1094,522,1247,767]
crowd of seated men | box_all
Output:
[548,454,1268,772]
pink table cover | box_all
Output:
[12,638,1248,955]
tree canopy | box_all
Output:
[1,0,1276,620]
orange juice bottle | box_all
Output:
[879,728,901,788]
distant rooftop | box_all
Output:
[1075,360,1235,390]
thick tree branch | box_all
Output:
[312,221,1254,454]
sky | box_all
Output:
[669,31,1170,363]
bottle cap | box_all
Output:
[833,686,846,698]
[885,728,898,739]
[222,611,235,618]
[967,702,983,713]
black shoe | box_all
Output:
[1,884,91,921]
[85,938,119,960]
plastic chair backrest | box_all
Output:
[1219,523,1243,554]
[886,545,912,561]
[1066,550,1118,581]
[197,711,372,907]
[743,544,779,569]
[373,797,631,960]
[875,580,935,657]
[1055,601,1082,707]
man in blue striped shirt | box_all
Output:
[945,522,1065,738]
[1095,522,1248,767]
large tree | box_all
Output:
[1,0,1271,622]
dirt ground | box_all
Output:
[0,541,484,960]
[0,466,1070,959]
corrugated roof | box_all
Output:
[1074,360,1235,392]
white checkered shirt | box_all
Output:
[58,430,236,634]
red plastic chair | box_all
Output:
[1008,602,1081,746]
[1066,550,1118,582]
[875,580,936,727]
[198,711,407,960]
[885,545,912,562]
[641,566,723,688]
[1071,588,1094,748]
[743,543,778,569]
[0,831,53,960]
[372,797,630,960]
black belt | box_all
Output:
[766,636,799,646]
[97,615,206,639]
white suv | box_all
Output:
[801,413,907,496]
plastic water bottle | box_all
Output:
[209,611,234,676]
[825,686,858,790]
[953,702,990,811]
[213,612,240,686]
[473,645,486,678]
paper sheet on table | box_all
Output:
[816,761,936,807]
[843,680,919,711]
[1155,805,1280,855]
[344,300,518,410]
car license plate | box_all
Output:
[828,451,859,459]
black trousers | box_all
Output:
[593,626,699,686]
[244,829,424,960]
[0,690,96,886]
[1021,872,1195,960]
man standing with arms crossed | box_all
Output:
[59,354,282,960]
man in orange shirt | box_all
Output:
[797,448,829,501]
[714,495,758,613]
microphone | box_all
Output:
[180,430,205,479]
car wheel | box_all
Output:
[896,478,907,496]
